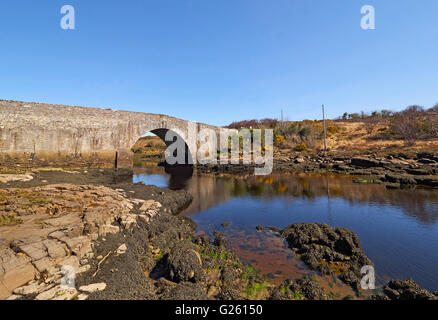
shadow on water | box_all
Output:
[163,165,193,190]
[133,163,438,291]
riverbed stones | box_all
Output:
[350,157,383,168]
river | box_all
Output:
[133,164,438,292]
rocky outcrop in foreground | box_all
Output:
[1,178,347,300]
[0,184,165,300]
[278,223,374,292]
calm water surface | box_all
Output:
[133,166,438,291]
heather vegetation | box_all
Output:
[336,104,438,146]
[226,103,438,151]
[227,118,332,151]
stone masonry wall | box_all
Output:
[0,100,220,168]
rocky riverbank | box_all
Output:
[0,177,340,300]
[196,151,438,189]
[0,181,189,300]
[0,169,362,300]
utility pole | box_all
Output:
[322,104,327,152]
[281,109,285,131]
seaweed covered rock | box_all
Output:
[280,223,373,291]
[193,233,211,246]
[382,279,437,300]
[167,240,204,283]
[291,277,327,300]
[161,282,208,300]
[213,232,229,250]
[269,277,327,300]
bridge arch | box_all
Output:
[136,128,194,166]
[0,100,223,168]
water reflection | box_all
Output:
[133,165,438,291]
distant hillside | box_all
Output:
[131,136,166,160]
[226,104,438,154]
[130,105,438,159]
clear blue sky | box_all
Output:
[0,0,437,126]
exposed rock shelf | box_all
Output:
[0,183,179,300]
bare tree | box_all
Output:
[390,105,424,145]
[362,116,377,135]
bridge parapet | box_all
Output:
[0,100,220,168]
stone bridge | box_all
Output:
[0,100,222,168]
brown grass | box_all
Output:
[0,214,23,226]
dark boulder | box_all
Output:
[291,276,327,300]
[350,157,382,168]
[417,153,438,162]
[213,232,229,250]
[384,173,416,185]
[167,240,203,283]
[193,233,211,246]
[280,223,337,248]
[406,168,434,176]
[217,267,243,300]
[414,176,438,187]
[279,223,373,291]
[383,279,437,300]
